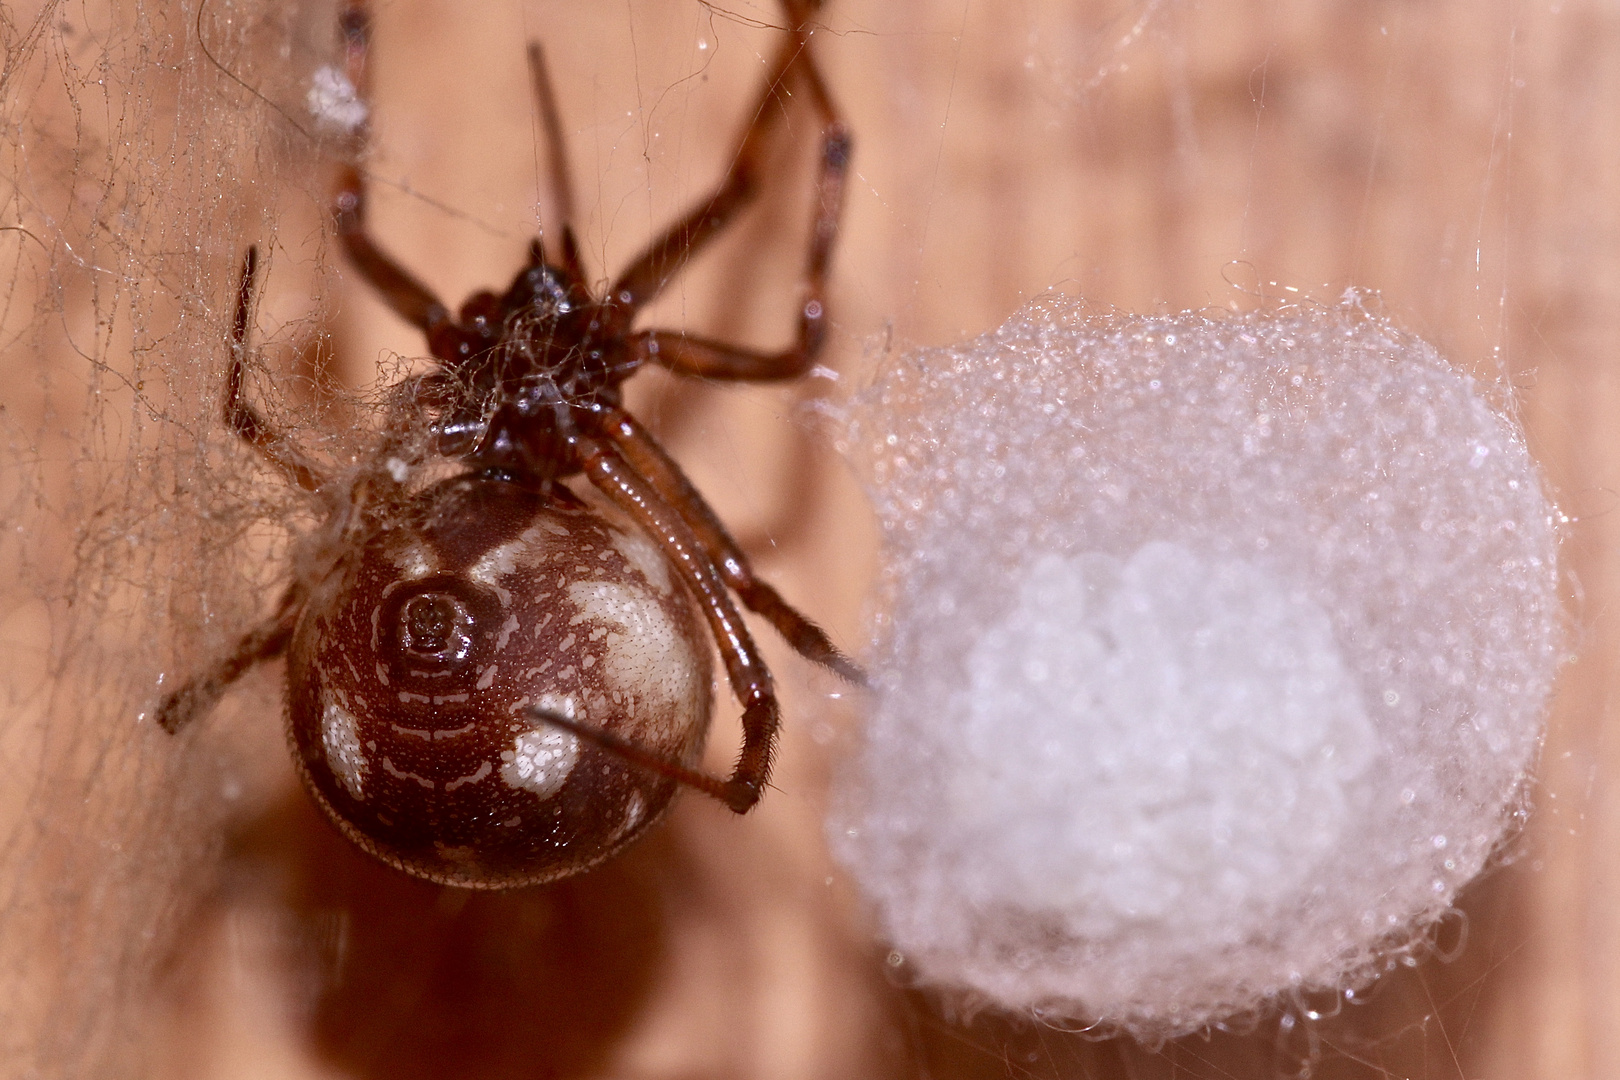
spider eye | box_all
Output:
[399,592,472,662]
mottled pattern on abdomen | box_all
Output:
[286,475,712,888]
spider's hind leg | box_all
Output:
[160,249,325,734]
[155,583,304,734]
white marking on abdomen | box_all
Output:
[445,761,493,792]
[322,700,369,800]
[611,529,673,595]
[568,580,696,713]
[501,693,582,799]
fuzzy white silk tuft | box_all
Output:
[832,294,1562,1038]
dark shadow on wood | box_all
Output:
[224,790,675,1080]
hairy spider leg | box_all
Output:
[576,439,782,813]
[526,705,758,815]
[330,3,453,335]
[156,585,304,735]
[159,248,329,733]
[525,42,587,285]
[595,405,865,686]
[609,2,852,381]
[331,5,591,373]
[224,247,328,492]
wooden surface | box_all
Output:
[2,0,1617,1077]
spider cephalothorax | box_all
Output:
[417,242,623,479]
[158,0,859,889]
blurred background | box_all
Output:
[0,0,1613,1076]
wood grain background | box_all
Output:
[3,0,1616,1077]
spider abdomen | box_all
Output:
[286,474,713,888]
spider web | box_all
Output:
[0,2,343,1075]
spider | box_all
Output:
[156,0,858,889]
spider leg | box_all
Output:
[164,249,327,733]
[155,583,304,734]
[226,247,327,492]
[606,1,851,381]
[597,406,864,685]
[627,322,837,381]
[577,437,780,813]
[525,42,587,286]
[331,3,452,333]
[526,706,754,813]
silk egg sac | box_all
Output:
[833,294,1563,1038]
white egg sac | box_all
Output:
[832,293,1563,1039]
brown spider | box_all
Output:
[157,0,858,888]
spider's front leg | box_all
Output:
[610,0,852,381]
[328,2,452,335]
[567,438,783,814]
[597,406,864,685]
